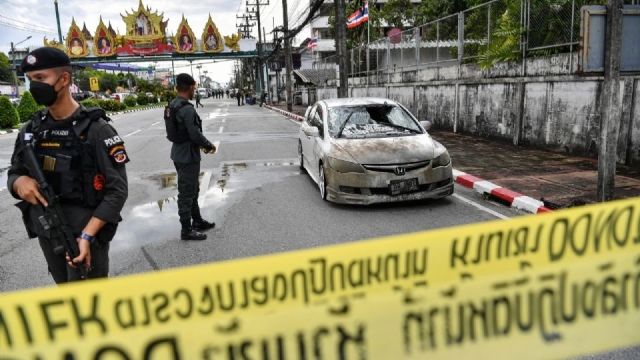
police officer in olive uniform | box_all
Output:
[7,47,129,284]
[169,73,216,240]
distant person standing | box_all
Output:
[226,89,230,98]
[195,90,203,108]
[236,89,242,106]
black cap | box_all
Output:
[176,73,196,86]
[20,47,71,73]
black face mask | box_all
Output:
[30,75,64,106]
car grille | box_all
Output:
[369,177,452,196]
[362,160,431,173]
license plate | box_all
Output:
[389,178,419,196]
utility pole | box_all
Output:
[334,0,348,97]
[54,0,63,43]
[10,36,32,96]
[282,0,293,111]
[597,0,624,202]
[246,0,269,95]
[236,14,254,40]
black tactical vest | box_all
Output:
[29,108,106,206]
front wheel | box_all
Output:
[319,164,327,200]
[298,142,306,172]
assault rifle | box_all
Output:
[22,133,88,279]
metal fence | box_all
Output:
[315,0,638,78]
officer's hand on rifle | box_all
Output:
[66,239,91,270]
[13,175,48,207]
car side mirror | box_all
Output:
[420,121,432,131]
[303,126,320,137]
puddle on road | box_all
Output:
[0,162,11,193]
[112,160,300,251]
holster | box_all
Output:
[15,200,44,239]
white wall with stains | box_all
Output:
[317,53,640,166]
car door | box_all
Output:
[311,104,326,172]
[300,105,318,174]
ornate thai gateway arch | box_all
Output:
[41,0,258,66]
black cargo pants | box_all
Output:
[38,235,110,284]
[173,161,203,228]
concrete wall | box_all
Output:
[317,53,640,166]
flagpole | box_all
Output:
[366,2,370,80]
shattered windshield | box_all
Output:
[328,104,423,138]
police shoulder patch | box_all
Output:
[101,132,129,166]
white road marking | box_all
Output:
[221,119,226,123]
[124,129,141,137]
[197,171,212,205]
[150,121,160,126]
[452,193,510,220]
[218,127,224,133]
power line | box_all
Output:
[0,20,57,36]
[0,14,57,32]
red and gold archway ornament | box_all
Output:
[94,17,116,57]
[66,18,90,58]
[202,14,224,53]
[174,15,197,54]
[117,0,173,55]
[43,37,64,51]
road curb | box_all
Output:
[267,104,552,214]
[108,104,164,116]
[264,104,304,122]
[453,170,552,214]
[0,129,20,136]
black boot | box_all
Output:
[180,217,207,240]
[192,218,216,231]
[181,228,207,240]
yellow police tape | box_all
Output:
[0,197,639,358]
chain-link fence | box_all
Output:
[314,0,637,79]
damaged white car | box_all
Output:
[298,98,454,205]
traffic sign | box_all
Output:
[89,77,100,91]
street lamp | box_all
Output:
[196,64,202,86]
[11,36,32,96]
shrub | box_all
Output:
[123,95,137,107]
[118,102,127,111]
[81,98,99,108]
[0,96,20,129]
[17,91,45,123]
[136,93,149,106]
[148,94,158,104]
[161,90,177,102]
[98,99,122,112]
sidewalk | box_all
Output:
[267,103,640,208]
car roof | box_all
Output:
[320,97,400,109]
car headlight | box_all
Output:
[328,157,364,173]
[432,150,451,167]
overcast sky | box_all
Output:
[0,0,310,86]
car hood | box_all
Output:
[332,135,436,164]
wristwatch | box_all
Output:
[78,232,96,244]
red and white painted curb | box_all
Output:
[266,105,551,214]
[453,170,552,214]
[264,105,304,122]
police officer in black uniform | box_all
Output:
[169,73,216,240]
[7,47,129,284]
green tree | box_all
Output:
[0,96,20,129]
[0,52,13,83]
[17,91,45,123]
[381,0,416,30]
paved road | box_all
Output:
[0,97,637,358]
[0,96,522,290]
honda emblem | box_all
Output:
[394,166,406,176]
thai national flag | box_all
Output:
[347,1,369,29]
[307,36,318,50]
